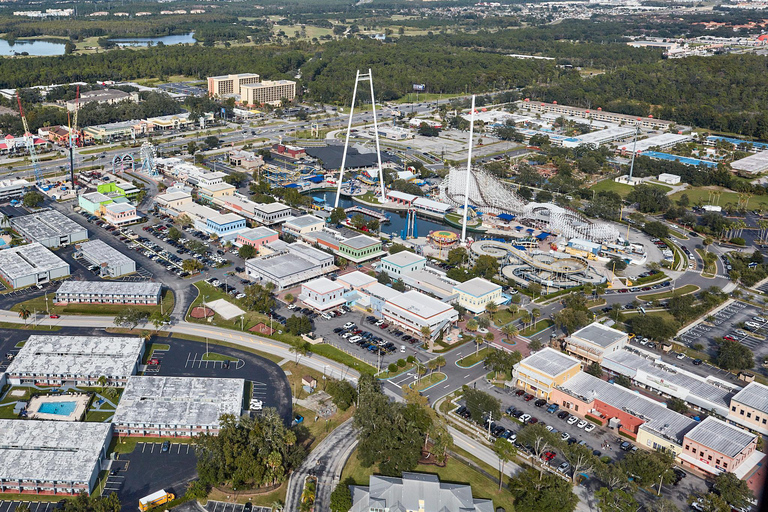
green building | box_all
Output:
[97,181,140,200]
[338,234,383,263]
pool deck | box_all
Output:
[27,393,89,421]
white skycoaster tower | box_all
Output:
[334,69,386,208]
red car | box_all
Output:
[515,389,525,397]
[723,335,736,341]
[524,394,534,401]
[528,417,539,424]
[541,451,556,461]
[49,314,60,319]
[379,323,389,329]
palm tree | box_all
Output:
[426,359,438,377]
[18,307,30,326]
[485,301,498,319]
[97,375,107,394]
[531,308,541,328]
[474,335,484,356]
[435,355,446,372]
[502,323,518,341]
[421,325,433,352]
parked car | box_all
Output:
[584,423,596,433]
[567,415,578,425]
[557,462,570,474]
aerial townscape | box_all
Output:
[0,0,768,512]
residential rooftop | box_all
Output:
[10,209,85,242]
[730,381,768,414]
[0,420,111,486]
[453,277,501,297]
[570,322,626,348]
[0,243,68,280]
[520,347,581,377]
[6,335,144,378]
[685,417,756,458]
[56,280,161,296]
[113,376,245,428]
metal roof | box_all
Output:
[78,239,134,267]
[0,242,68,280]
[730,381,768,414]
[382,251,426,267]
[237,226,277,241]
[559,372,696,442]
[10,209,86,242]
[56,280,161,296]
[570,322,626,348]
[385,290,455,319]
[302,276,344,295]
[731,151,768,174]
[685,417,756,458]
[284,214,324,229]
[342,234,380,250]
[520,347,581,378]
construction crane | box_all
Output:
[16,92,43,186]
[68,86,80,194]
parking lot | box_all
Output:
[109,442,198,511]
[453,381,630,475]
[681,301,768,366]
[205,501,273,512]
[294,303,428,368]
[0,502,57,512]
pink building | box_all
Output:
[235,226,278,250]
[679,417,761,479]
[103,202,140,226]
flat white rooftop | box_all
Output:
[6,335,144,378]
[284,214,324,229]
[453,277,501,297]
[570,322,626,348]
[731,151,768,174]
[382,251,426,267]
[342,234,380,250]
[337,270,377,288]
[685,417,756,458]
[0,420,111,485]
[56,280,162,296]
[303,276,344,295]
[10,210,86,241]
[78,239,134,267]
[113,376,245,428]
[0,243,68,280]
[520,347,581,377]
[618,133,691,154]
[385,290,454,320]
[254,202,291,214]
[238,226,277,241]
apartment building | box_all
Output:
[207,73,260,97]
[242,80,297,106]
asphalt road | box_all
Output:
[284,418,358,512]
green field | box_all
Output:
[457,347,490,367]
[520,319,555,336]
[590,179,671,198]
[411,372,446,391]
[670,186,768,210]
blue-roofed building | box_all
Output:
[642,151,718,169]
[205,213,247,241]
[536,232,551,240]
[497,213,515,222]
[705,136,768,152]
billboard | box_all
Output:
[412,84,426,92]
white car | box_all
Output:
[560,432,570,441]
[341,332,352,339]
[235,293,246,300]
[349,336,362,343]
[567,415,578,425]
[287,304,296,310]
[400,346,406,353]
[676,352,685,360]
[507,434,517,443]
[321,313,331,320]
[545,425,554,432]
[557,462,570,473]
[584,423,596,433]
[519,413,531,423]
[343,322,355,330]
[576,420,588,429]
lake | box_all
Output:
[0,39,66,56]
[109,32,197,47]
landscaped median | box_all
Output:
[637,284,699,301]
[409,372,447,392]
[457,347,490,368]
[519,319,554,337]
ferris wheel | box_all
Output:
[140,142,157,176]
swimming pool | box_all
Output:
[37,401,77,416]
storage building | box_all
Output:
[10,209,87,248]
[0,243,70,288]
[76,239,136,277]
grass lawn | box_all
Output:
[410,372,446,392]
[108,435,195,455]
[376,361,415,379]
[207,483,287,508]
[520,319,555,336]
[491,308,520,326]
[0,321,61,331]
[341,449,515,512]
[622,310,677,323]
[670,186,768,210]
[202,351,238,362]
[457,347,490,368]
[85,410,114,422]
[0,403,18,419]
[637,284,699,301]
[356,192,380,204]
[11,289,174,317]
[589,179,635,198]
[310,343,377,376]
[293,404,355,451]
[188,282,274,332]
